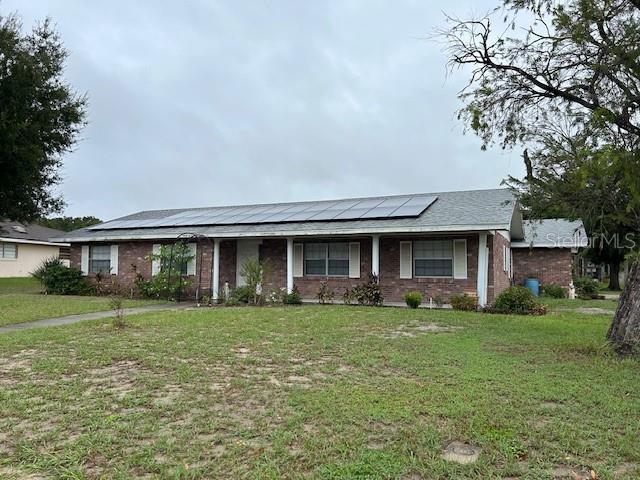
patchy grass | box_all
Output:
[542,297,619,312]
[0,277,42,294]
[0,305,637,479]
[0,294,164,327]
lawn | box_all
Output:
[0,305,637,479]
[0,278,164,327]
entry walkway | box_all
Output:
[0,303,196,334]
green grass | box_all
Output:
[0,277,42,294]
[0,305,637,479]
[541,297,620,312]
[0,294,164,327]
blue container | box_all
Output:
[524,278,540,297]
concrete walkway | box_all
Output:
[0,303,196,334]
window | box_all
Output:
[414,240,453,277]
[0,242,17,259]
[161,258,188,275]
[89,245,111,274]
[304,242,349,276]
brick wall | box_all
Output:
[512,248,573,288]
[71,240,236,299]
[288,237,373,300]
[379,235,479,303]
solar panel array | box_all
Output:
[89,195,438,230]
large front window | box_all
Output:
[304,242,349,276]
[414,240,453,277]
[89,245,111,274]
[0,242,17,259]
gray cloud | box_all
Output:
[5,0,523,220]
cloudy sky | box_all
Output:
[6,0,524,221]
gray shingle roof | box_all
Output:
[511,219,587,248]
[0,222,67,245]
[51,188,518,242]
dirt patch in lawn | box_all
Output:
[378,322,461,339]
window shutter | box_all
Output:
[187,243,197,276]
[399,241,412,279]
[81,245,89,276]
[110,244,119,275]
[349,242,360,278]
[293,243,303,277]
[151,244,161,276]
[453,239,467,279]
[502,245,507,273]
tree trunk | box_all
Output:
[607,261,640,354]
[608,259,622,291]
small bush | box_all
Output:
[283,285,302,305]
[351,274,384,306]
[573,276,601,298]
[229,285,254,304]
[491,286,546,315]
[317,281,335,304]
[32,257,91,295]
[433,295,444,308]
[404,291,422,309]
[266,288,286,304]
[343,288,355,305]
[541,283,566,299]
[450,293,477,311]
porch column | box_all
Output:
[476,233,488,307]
[286,237,294,294]
[212,238,220,302]
[371,235,380,277]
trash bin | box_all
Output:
[524,278,540,297]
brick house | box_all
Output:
[50,189,586,305]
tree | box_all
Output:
[505,133,639,291]
[38,216,102,232]
[0,12,86,223]
[441,0,640,352]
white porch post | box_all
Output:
[371,235,380,278]
[476,233,488,307]
[286,237,294,294]
[212,238,220,302]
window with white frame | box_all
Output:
[0,242,17,259]
[89,245,111,274]
[304,242,349,276]
[413,240,453,277]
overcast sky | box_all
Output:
[5,0,524,221]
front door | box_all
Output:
[236,239,261,286]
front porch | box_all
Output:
[207,233,496,305]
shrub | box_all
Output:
[433,295,444,308]
[404,291,422,309]
[450,293,477,311]
[351,274,384,306]
[229,285,254,304]
[317,281,335,304]
[573,276,601,298]
[283,285,302,305]
[32,257,91,295]
[240,258,269,304]
[137,243,193,299]
[266,288,286,304]
[491,286,546,315]
[343,288,355,305]
[541,283,566,298]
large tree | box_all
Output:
[441,0,640,352]
[0,12,86,223]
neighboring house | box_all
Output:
[0,222,70,277]
[511,219,588,288]
[51,188,585,305]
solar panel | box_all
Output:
[90,195,438,229]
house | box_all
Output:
[511,219,588,289]
[50,188,586,305]
[0,222,70,277]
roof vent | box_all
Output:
[12,225,27,234]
